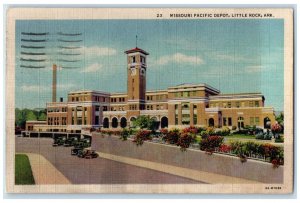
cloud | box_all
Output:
[155,53,204,66]
[80,63,103,73]
[21,83,76,92]
[84,46,117,57]
[212,53,247,62]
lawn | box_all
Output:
[226,134,256,139]
[15,154,35,185]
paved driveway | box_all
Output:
[15,137,203,184]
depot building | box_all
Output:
[28,47,276,133]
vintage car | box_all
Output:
[52,137,65,147]
[71,147,83,156]
[77,149,98,159]
[63,137,78,147]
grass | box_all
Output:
[15,154,35,185]
[226,134,256,139]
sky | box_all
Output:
[15,19,284,111]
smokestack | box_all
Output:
[52,64,57,102]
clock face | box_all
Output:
[130,68,136,76]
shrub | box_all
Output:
[132,115,157,131]
[200,127,215,138]
[160,128,168,136]
[133,130,152,146]
[197,127,207,134]
[271,123,283,134]
[255,131,272,140]
[182,126,198,135]
[275,135,284,143]
[200,135,224,152]
[229,141,246,156]
[228,141,284,166]
[163,128,180,144]
[219,144,231,153]
[177,133,193,151]
[120,128,132,141]
[220,126,230,136]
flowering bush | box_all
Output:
[271,123,283,133]
[200,136,224,152]
[228,141,284,166]
[100,129,122,136]
[133,130,152,146]
[162,128,180,144]
[219,144,231,153]
[160,128,168,136]
[177,133,193,151]
[200,127,215,138]
[182,126,198,135]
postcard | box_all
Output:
[5,7,294,194]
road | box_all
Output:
[15,137,204,184]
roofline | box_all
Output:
[68,90,110,95]
[168,83,220,94]
[124,47,149,55]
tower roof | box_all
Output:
[124,47,149,55]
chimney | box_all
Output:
[52,64,57,102]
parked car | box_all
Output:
[52,137,65,146]
[84,150,98,159]
[63,137,78,147]
[77,149,98,159]
[71,147,83,156]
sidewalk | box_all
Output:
[97,151,261,184]
[20,153,71,185]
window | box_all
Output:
[228,102,231,108]
[241,102,245,107]
[175,115,179,125]
[249,101,254,107]
[193,105,197,125]
[255,101,259,107]
[95,106,100,111]
[192,91,197,96]
[223,117,227,126]
[131,56,136,63]
[228,117,232,126]
[183,91,189,97]
[255,117,260,125]
[236,101,240,108]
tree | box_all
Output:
[132,115,157,131]
[275,112,284,126]
[25,111,37,121]
[38,112,47,121]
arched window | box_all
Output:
[120,117,127,128]
[208,118,214,127]
[112,117,118,128]
[103,117,109,128]
[161,117,168,128]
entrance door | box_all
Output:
[208,118,214,127]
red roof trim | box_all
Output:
[124,47,149,55]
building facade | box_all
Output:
[30,47,276,133]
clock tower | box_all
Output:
[125,47,149,111]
